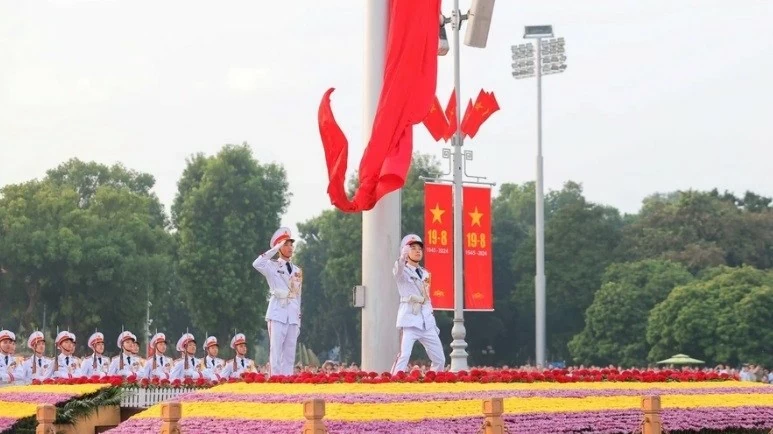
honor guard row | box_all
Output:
[2,225,299,385]
[1,329,258,385]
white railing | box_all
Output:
[120,387,198,408]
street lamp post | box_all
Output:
[440,0,496,372]
[511,26,567,367]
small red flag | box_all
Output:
[422,95,450,142]
[443,89,458,141]
[465,90,500,138]
[459,98,475,139]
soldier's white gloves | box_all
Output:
[401,245,411,258]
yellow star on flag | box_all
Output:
[469,206,484,227]
[430,203,445,223]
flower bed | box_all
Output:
[106,381,773,434]
[0,384,111,434]
[23,368,738,388]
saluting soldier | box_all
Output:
[0,330,22,384]
[19,331,54,383]
[253,227,303,376]
[109,331,142,376]
[170,333,203,380]
[52,331,81,379]
[220,333,257,379]
[390,234,445,375]
[200,336,225,381]
[79,332,110,378]
[139,333,172,380]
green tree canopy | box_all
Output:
[172,144,289,347]
[646,266,773,366]
[496,181,623,362]
[568,260,693,367]
[0,159,173,351]
[618,190,773,272]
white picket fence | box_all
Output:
[120,387,198,408]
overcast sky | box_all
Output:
[2,0,772,234]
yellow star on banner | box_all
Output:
[469,206,484,227]
[430,203,445,224]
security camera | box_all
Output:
[464,0,495,48]
[438,14,449,56]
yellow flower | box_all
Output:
[0,402,39,419]
[0,384,107,395]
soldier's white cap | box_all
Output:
[270,227,295,248]
[203,336,218,350]
[176,333,196,352]
[88,332,104,349]
[401,234,424,248]
[27,331,44,350]
[150,333,166,347]
[55,331,75,348]
[0,330,15,343]
[230,333,246,349]
[117,331,136,349]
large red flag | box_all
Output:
[422,95,450,142]
[318,0,441,212]
[424,183,454,310]
[463,186,494,310]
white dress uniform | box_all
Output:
[51,332,81,379]
[79,333,110,378]
[18,331,53,383]
[200,336,226,381]
[252,227,302,376]
[139,333,172,380]
[219,334,258,379]
[390,234,445,375]
[0,330,24,384]
[108,331,143,376]
[170,333,204,380]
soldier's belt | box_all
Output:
[270,288,296,306]
[400,295,425,315]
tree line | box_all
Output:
[1,144,772,366]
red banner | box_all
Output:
[423,183,454,310]
[463,186,494,310]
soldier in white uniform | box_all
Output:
[390,234,445,375]
[201,336,225,381]
[139,333,172,380]
[80,332,110,378]
[220,333,257,379]
[253,227,303,376]
[108,331,142,376]
[51,331,81,379]
[0,330,23,384]
[19,331,53,383]
[170,333,204,380]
